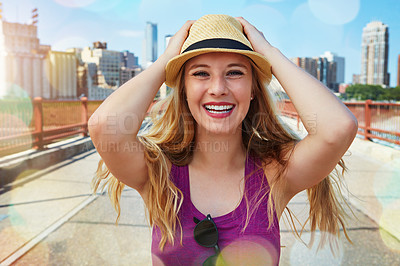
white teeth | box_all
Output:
[204,104,234,111]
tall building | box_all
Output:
[81,42,121,88]
[322,51,345,84]
[291,56,337,91]
[121,50,138,69]
[120,50,141,86]
[0,20,50,98]
[144,22,157,68]
[360,21,390,86]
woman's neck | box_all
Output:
[191,126,246,171]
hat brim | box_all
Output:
[165,48,272,88]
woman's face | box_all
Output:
[184,52,253,135]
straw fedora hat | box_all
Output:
[165,14,272,88]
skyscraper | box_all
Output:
[322,51,345,84]
[360,21,390,86]
[144,22,157,68]
[291,56,337,92]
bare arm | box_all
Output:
[88,21,194,194]
[237,17,358,199]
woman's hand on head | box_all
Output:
[235,17,275,58]
[162,20,195,61]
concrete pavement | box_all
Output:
[0,118,399,265]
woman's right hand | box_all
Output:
[161,20,195,61]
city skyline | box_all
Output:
[1,0,400,86]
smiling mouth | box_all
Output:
[203,104,235,114]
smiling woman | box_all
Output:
[184,53,252,134]
[89,14,358,265]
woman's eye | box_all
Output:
[227,70,244,76]
[192,71,209,77]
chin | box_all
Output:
[202,122,242,135]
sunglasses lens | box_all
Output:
[194,220,218,247]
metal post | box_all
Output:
[81,97,88,137]
[33,97,44,149]
[364,99,372,141]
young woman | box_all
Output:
[89,15,358,265]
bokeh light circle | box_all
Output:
[373,158,400,208]
[290,231,344,265]
[217,238,278,265]
[53,0,96,8]
[379,201,400,252]
[308,0,360,25]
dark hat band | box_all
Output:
[182,38,253,54]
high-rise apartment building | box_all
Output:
[0,20,50,98]
[360,21,390,86]
[144,22,157,68]
[291,56,337,91]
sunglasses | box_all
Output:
[193,214,223,266]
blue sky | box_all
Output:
[3,0,400,86]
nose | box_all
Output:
[207,75,228,96]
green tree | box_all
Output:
[342,84,396,101]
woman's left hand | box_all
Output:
[235,17,275,58]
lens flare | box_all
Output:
[0,227,29,260]
[379,201,400,252]
[0,92,34,155]
[290,231,344,265]
[218,237,278,265]
[373,159,400,208]
[308,0,360,25]
[53,0,96,8]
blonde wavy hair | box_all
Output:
[92,59,352,252]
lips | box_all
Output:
[203,102,235,118]
[204,104,234,113]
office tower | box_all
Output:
[81,42,121,99]
[120,50,141,86]
[144,22,157,68]
[81,42,121,88]
[322,51,345,84]
[291,56,337,91]
[121,50,139,69]
[360,21,390,86]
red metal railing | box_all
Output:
[281,99,400,145]
[0,98,399,157]
[0,97,102,157]
[345,100,400,145]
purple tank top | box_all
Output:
[151,155,281,265]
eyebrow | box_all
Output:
[187,64,210,70]
[187,63,249,71]
[227,63,249,69]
